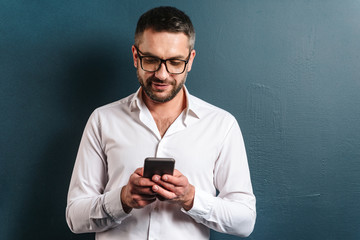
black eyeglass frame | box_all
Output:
[134,46,191,75]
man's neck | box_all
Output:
[142,88,187,137]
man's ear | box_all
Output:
[131,45,138,68]
[186,49,196,72]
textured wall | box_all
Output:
[1,1,360,240]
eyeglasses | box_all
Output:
[135,46,191,74]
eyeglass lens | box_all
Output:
[141,57,186,74]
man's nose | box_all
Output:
[155,62,170,80]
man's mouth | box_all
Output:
[152,82,169,91]
[149,79,173,91]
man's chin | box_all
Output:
[148,93,174,103]
[141,79,185,103]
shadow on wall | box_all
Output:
[13,39,135,240]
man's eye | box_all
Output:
[143,57,159,64]
[168,60,183,66]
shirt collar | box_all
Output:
[129,86,201,121]
[129,87,145,112]
[183,86,201,120]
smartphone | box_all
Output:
[143,157,175,178]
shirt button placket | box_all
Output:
[156,137,166,157]
[150,138,167,240]
[148,203,161,240]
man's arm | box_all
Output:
[66,110,160,233]
[188,120,256,237]
[66,111,128,233]
[151,119,256,237]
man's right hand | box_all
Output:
[120,167,157,214]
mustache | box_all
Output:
[147,76,174,85]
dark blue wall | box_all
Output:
[1,1,360,239]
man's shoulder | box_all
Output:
[189,94,235,120]
[91,92,136,118]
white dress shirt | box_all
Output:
[66,87,256,240]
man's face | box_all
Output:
[132,29,196,103]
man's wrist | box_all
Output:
[182,185,195,211]
[120,186,133,214]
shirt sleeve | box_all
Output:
[183,118,256,237]
[66,110,130,233]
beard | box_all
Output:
[137,71,187,103]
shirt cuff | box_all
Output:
[103,188,131,223]
[181,188,215,222]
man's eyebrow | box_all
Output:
[140,51,187,60]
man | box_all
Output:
[66,6,256,239]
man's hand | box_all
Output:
[121,168,156,213]
[151,169,195,211]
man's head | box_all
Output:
[135,6,195,50]
[132,7,196,103]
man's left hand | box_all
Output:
[151,169,195,211]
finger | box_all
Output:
[152,184,176,200]
[131,186,156,196]
[152,178,176,192]
[132,196,157,208]
[138,194,157,201]
[173,169,183,177]
[132,174,155,187]
[161,173,187,187]
[134,167,144,176]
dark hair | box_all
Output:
[135,6,195,49]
